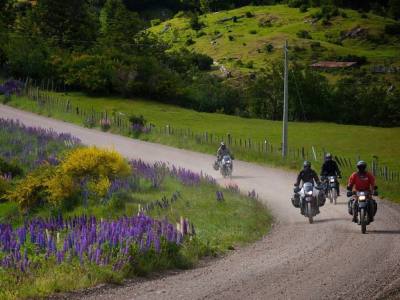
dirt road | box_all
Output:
[1,105,399,300]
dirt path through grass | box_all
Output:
[1,104,400,300]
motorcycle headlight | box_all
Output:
[330,178,335,183]
[306,191,313,195]
[359,195,366,201]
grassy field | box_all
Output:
[7,93,400,202]
[149,5,400,73]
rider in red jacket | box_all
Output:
[347,161,378,223]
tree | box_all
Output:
[99,0,144,51]
[34,0,98,48]
[389,0,400,19]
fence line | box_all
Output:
[8,80,399,183]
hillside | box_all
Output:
[149,5,400,74]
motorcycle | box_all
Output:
[295,182,322,224]
[219,155,233,178]
[323,176,339,205]
[349,190,377,234]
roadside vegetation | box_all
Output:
[0,118,271,299]
[6,90,400,202]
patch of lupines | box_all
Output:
[130,160,167,188]
[0,214,186,272]
[0,79,23,97]
[100,118,111,131]
[0,118,80,170]
[248,190,258,200]
[226,183,240,194]
[216,191,224,202]
[141,191,181,213]
[130,159,216,188]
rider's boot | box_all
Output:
[352,201,358,223]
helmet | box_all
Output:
[220,142,226,150]
[303,161,311,169]
[356,160,367,173]
[325,153,332,161]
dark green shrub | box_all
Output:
[310,41,321,50]
[150,19,161,27]
[189,13,204,31]
[265,43,274,53]
[297,30,312,39]
[249,29,257,34]
[196,31,206,38]
[0,157,23,178]
[299,4,309,12]
[246,11,254,18]
[385,23,400,35]
[228,35,235,41]
[186,37,196,46]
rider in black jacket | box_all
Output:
[320,153,341,196]
[295,161,321,187]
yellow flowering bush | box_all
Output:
[48,147,130,203]
[5,166,55,211]
[7,147,131,210]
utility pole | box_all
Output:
[282,40,289,158]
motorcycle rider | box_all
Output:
[320,153,342,196]
[216,142,231,162]
[347,161,378,223]
[293,161,323,212]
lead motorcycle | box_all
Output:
[213,155,233,178]
[293,182,324,224]
[220,155,233,177]
[348,190,377,234]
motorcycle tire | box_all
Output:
[360,208,367,234]
[307,202,313,224]
[332,189,337,205]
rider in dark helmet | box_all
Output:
[347,161,378,223]
[295,161,321,187]
[216,142,231,163]
[320,153,342,196]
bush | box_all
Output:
[297,30,312,39]
[265,43,274,53]
[228,35,235,41]
[150,19,161,27]
[6,166,55,211]
[336,55,367,65]
[385,23,400,35]
[196,31,206,38]
[288,0,307,8]
[100,118,111,131]
[45,147,130,205]
[249,29,257,34]
[189,13,204,31]
[0,157,24,178]
[299,4,309,12]
[245,11,254,18]
[186,37,196,46]
[83,116,96,128]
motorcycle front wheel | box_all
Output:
[307,202,313,224]
[360,208,367,234]
[332,189,337,205]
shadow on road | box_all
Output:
[230,176,258,179]
[368,230,400,235]
[314,218,349,223]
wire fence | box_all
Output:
[4,78,400,183]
